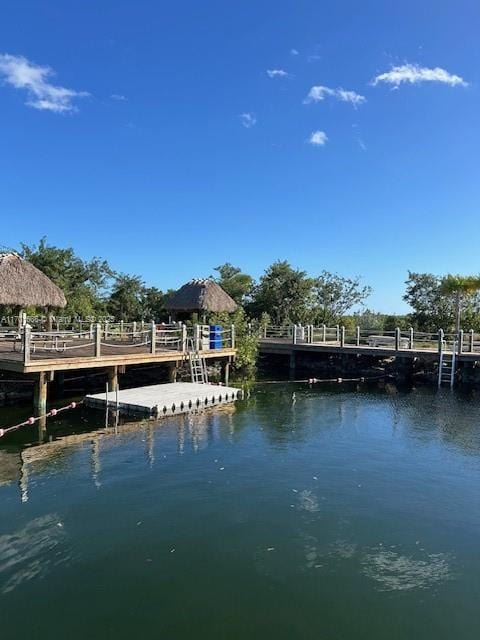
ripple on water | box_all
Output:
[361,547,453,592]
[298,490,319,513]
[0,514,70,594]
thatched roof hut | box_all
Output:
[166,278,237,313]
[0,253,67,308]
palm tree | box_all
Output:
[440,274,480,334]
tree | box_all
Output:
[141,286,167,321]
[21,237,113,317]
[311,271,371,324]
[214,263,254,306]
[107,274,145,321]
[248,260,313,324]
[440,275,480,333]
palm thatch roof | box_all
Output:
[0,253,67,308]
[166,278,237,313]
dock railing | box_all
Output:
[12,322,236,365]
[259,324,480,356]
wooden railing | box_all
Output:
[259,324,480,355]
[0,322,236,364]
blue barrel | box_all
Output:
[209,325,222,350]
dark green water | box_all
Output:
[1,383,480,639]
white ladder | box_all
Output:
[186,339,208,384]
[438,341,457,388]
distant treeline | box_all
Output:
[2,239,480,334]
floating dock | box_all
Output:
[85,382,243,417]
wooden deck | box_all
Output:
[259,337,480,362]
[0,340,235,373]
[86,382,243,416]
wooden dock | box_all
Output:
[85,382,243,416]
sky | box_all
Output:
[0,0,479,313]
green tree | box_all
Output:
[311,271,371,325]
[213,263,254,306]
[248,260,313,324]
[440,275,480,333]
[21,237,112,317]
[107,274,145,321]
[141,286,167,320]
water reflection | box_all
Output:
[0,514,69,594]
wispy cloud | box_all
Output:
[266,69,289,78]
[111,93,127,101]
[290,49,299,56]
[240,112,256,128]
[305,85,366,107]
[307,130,328,146]
[371,63,468,88]
[0,53,89,113]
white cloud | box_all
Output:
[111,93,127,101]
[0,53,89,113]
[307,130,328,146]
[304,85,366,107]
[240,112,256,128]
[371,63,468,88]
[267,69,289,78]
[290,49,299,56]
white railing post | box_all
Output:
[95,323,101,357]
[104,321,109,340]
[458,329,464,355]
[409,327,414,350]
[182,324,187,352]
[356,326,360,346]
[293,325,297,345]
[340,326,345,347]
[231,324,235,349]
[150,321,156,354]
[89,322,94,340]
[469,329,474,353]
[23,326,31,365]
[195,324,200,351]
[395,327,400,351]
[438,329,444,354]
[133,321,137,339]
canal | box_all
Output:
[0,382,479,639]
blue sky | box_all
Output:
[0,1,478,313]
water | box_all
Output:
[1,383,480,639]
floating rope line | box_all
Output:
[259,374,389,384]
[0,399,84,438]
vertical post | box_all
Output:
[133,321,137,339]
[458,329,464,355]
[89,322,94,339]
[168,362,178,382]
[195,324,200,351]
[104,321,109,340]
[33,371,48,415]
[223,360,230,386]
[293,324,297,345]
[469,329,474,353]
[23,325,31,365]
[340,326,345,347]
[107,366,118,392]
[150,321,156,354]
[95,323,101,357]
[182,324,187,352]
[322,324,326,343]
[438,328,444,354]
[231,324,235,349]
[289,352,296,380]
[409,327,414,350]
[395,327,400,351]
[120,320,124,340]
[336,324,340,342]
[356,326,360,346]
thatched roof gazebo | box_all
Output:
[166,278,237,315]
[0,253,67,309]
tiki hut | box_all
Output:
[0,252,67,315]
[166,278,237,316]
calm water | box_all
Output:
[1,383,480,639]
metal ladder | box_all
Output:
[438,341,457,388]
[186,339,208,384]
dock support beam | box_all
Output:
[223,359,230,386]
[168,362,178,383]
[33,372,48,428]
[107,366,119,392]
[289,352,296,380]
